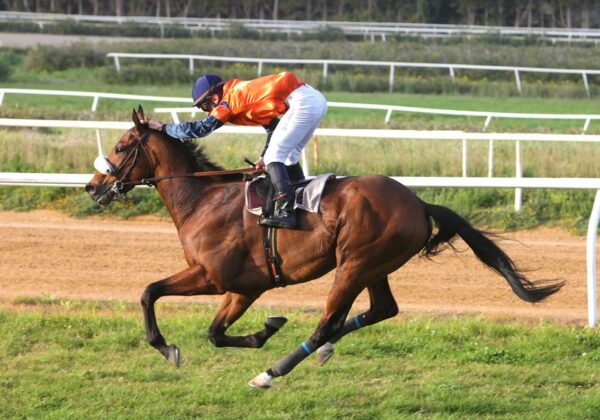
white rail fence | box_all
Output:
[6,88,599,188]
[155,103,600,133]
[0,88,189,112]
[3,88,600,208]
[2,114,600,210]
[4,88,600,132]
[3,11,600,42]
[106,52,600,96]
[0,117,599,326]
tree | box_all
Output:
[114,0,123,17]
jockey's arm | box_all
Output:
[260,117,280,157]
[163,115,224,141]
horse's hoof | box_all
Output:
[248,371,273,389]
[265,316,288,330]
[165,345,182,367]
[317,342,334,366]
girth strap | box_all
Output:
[263,226,286,288]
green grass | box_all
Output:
[1,299,600,418]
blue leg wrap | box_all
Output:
[301,342,313,355]
[270,340,318,377]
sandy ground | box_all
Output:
[0,210,594,324]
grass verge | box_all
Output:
[1,298,600,418]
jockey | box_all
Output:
[146,71,328,229]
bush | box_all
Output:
[0,50,22,81]
[299,26,346,42]
[25,42,107,71]
[105,63,194,85]
[18,37,600,98]
[0,21,43,33]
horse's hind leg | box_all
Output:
[141,264,220,367]
[317,276,398,365]
[249,270,361,388]
[207,292,288,348]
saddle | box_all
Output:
[245,173,335,218]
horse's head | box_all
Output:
[85,106,155,205]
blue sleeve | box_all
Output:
[164,115,223,141]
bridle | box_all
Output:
[96,130,154,200]
[95,129,258,201]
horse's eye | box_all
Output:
[115,147,124,154]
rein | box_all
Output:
[108,129,259,197]
[125,167,260,188]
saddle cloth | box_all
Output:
[245,173,335,216]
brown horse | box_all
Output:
[85,107,564,389]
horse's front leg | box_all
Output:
[208,292,287,348]
[141,264,221,366]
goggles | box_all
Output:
[93,155,116,175]
[197,96,214,112]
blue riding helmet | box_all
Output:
[192,74,224,107]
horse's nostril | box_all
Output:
[85,184,96,195]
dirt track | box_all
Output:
[0,210,593,324]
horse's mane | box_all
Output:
[181,141,224,172]
[158,131,224,172]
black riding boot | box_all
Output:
[286,162,305,183]
[260,162,297,229]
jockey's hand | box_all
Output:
[254,157,266,172]
[145,119,164,131]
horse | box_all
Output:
[85,106,564,389]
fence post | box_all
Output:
[462,139,468,177]
[482,115,492,131]
[582,72,591,98]
[583,118,591,134]
[488,140,494,177]
[384,108,393,124]
[515,140,522,211]
[114,55,121,73]
[0,91,4,107]
[389,65,395,93]
[514,69,522,94]
[586,189,600,327]
[189,58,194,75]
[91,96,99,112]
[95,130,104,156]
[449,66,455,83]
[258,60,263,77]
[313,136,319,169]
[301,148,310,177]
[323,62,328,80]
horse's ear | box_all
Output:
[132,108,143,132]
[137,104,145,120]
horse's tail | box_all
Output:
[421,202,564,303]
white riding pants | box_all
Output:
[263,84,328,166]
